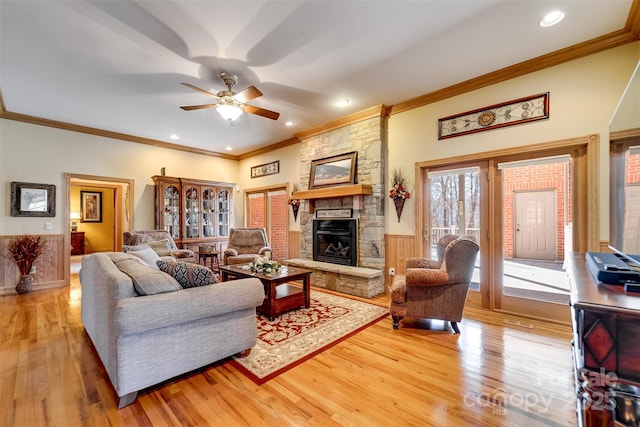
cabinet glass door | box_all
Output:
[202,188,216,238]
[163,185,180,239]
[185,186,199,238]
[218,190,230,236]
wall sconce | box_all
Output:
[70,211,81,231]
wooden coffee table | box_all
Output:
[219,264,312,320]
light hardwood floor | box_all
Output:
[0,274,577,426]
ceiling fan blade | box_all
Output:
[181,83,220,100]
[233,85,263,103]
[180,104,217,111]
[244,104,280,120]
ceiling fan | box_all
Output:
[180,73,280,122]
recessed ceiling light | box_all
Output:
[169,134,179,140]
[334,98,350,107]
[225,146,233,151]
[285,121,294,127]
[539,10,565,27]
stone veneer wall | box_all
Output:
[298,116,386,271]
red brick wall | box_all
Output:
[627,151,640,184]
[502,162,571,260]
[269,192,287,259]
[247,192,287,260]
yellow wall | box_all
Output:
[70,185,115,253]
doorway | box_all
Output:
[416,136,596,323]
[65,173,134,276]
[513,190,557,261]
[245,185,289,260]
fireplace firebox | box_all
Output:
[313,219,357,266]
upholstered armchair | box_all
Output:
[122,230,196,263]
[390,235,479,333]
[223,228,272,265]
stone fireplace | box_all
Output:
[313,219,358,266]
[296,110,386,271]
[287,107,387,297]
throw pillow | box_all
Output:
[148,239,172,257]
[107,252,147,265]
[157,260,218,288]
[127,247,162,269]
[113,258,182,295]
[122,244,151,253]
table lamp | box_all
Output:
[70,211,81,231]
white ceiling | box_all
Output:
[0,0,634,156]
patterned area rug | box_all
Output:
[231,290,388,384]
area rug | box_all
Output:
[231,290,388,384]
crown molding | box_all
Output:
[1,0,638,159]
[390,20,640,116]
[294,105,389,140]
[0,110,238,160]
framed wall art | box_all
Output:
[438,92,550,139]
[81,191,102,222]
[251,160,280,178]
[10,181,56,217]
[309,151,357,189]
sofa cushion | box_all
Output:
[127,247,162,270]
[148,239,172,257]
[112,257,182,295]
[157,260,218,288]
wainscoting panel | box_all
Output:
[288,231,301,260]
[384,234,417,288]
[1,234,66,295]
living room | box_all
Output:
[1,1,640,425]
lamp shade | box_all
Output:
[70,211,81,220]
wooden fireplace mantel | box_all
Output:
[293,184,372,211]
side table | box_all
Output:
[198,244,220,272]
[71,231,85,255]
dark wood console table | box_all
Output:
[568,253,640,426]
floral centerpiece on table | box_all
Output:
[249,256,280,274]
[389,169,411,200]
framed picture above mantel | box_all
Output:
[309,151,357,189]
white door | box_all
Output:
[514,190,556,260]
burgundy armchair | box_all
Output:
[390,235,479,333]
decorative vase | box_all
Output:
[16,275,32,295]
[393,198,405,222]
[291,204,299,221]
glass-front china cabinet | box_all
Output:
[152,176,234,251]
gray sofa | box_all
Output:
[79,252,265,408]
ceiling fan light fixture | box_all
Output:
[217,103,244,121]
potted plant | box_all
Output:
[7,235,45,294]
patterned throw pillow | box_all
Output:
[157,260,218,288]
[148,239,172,257]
